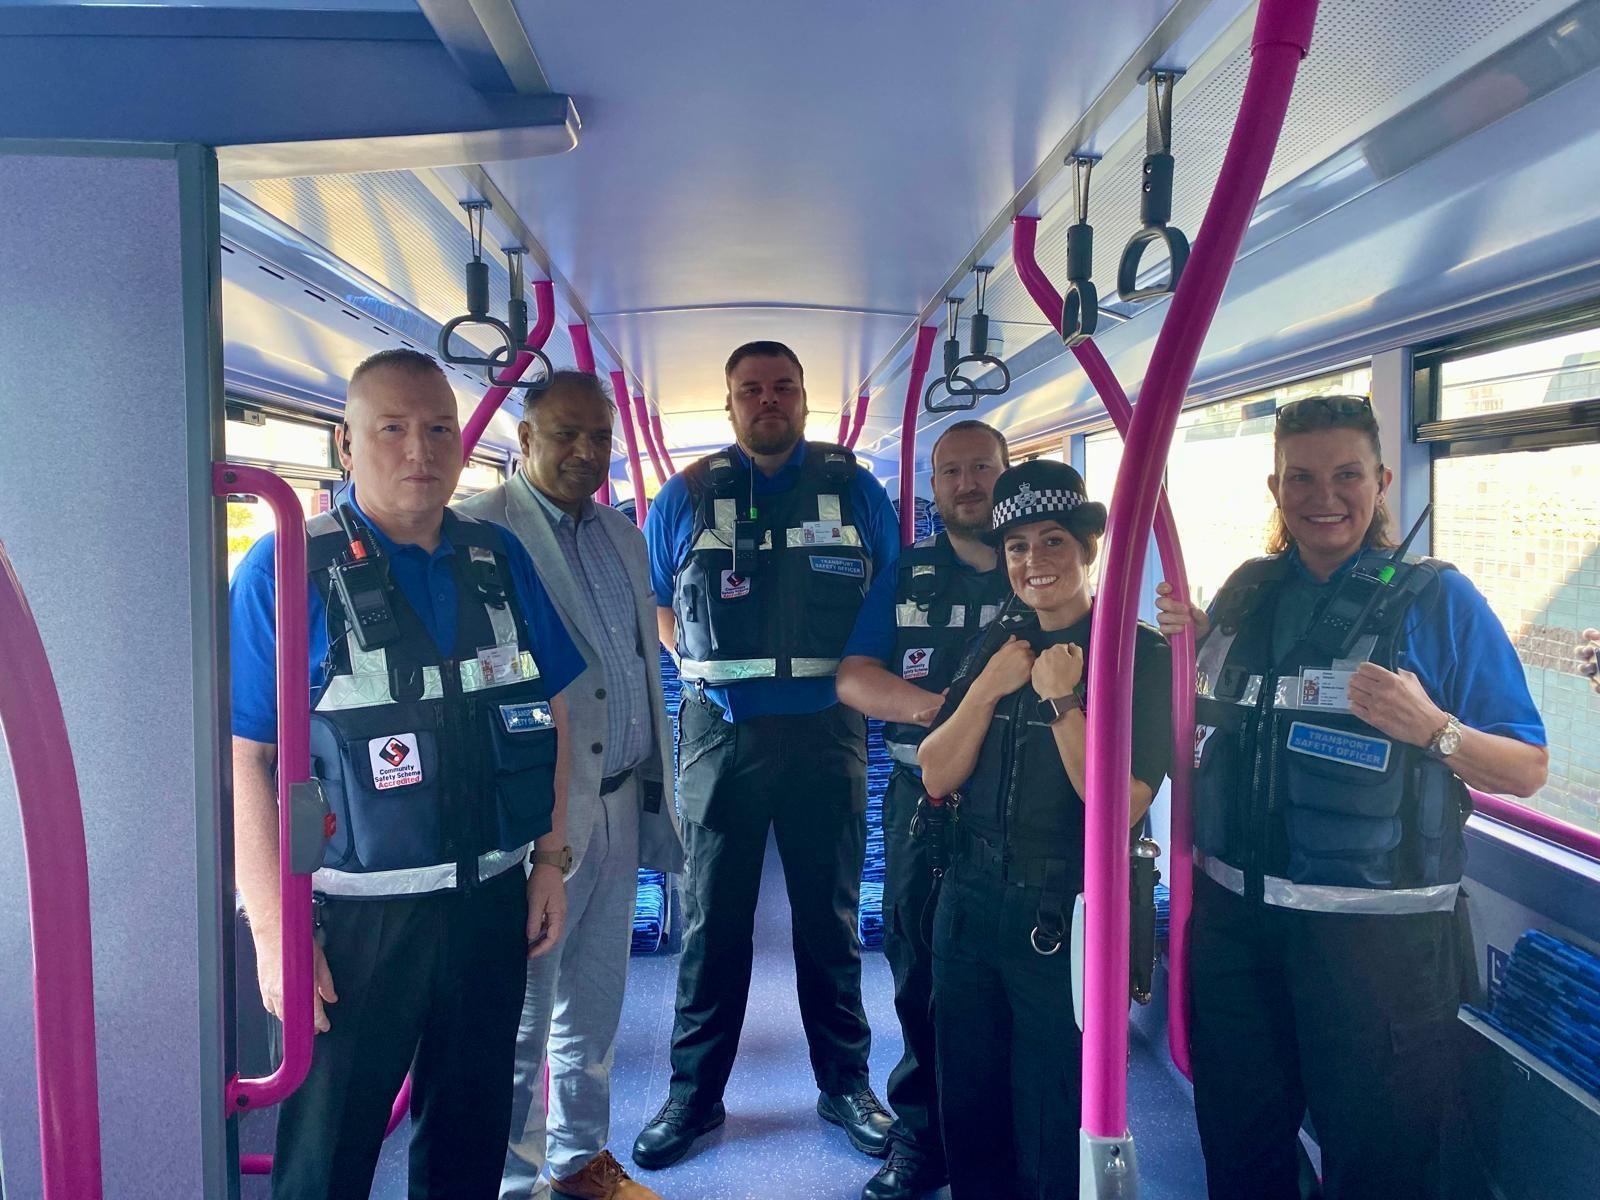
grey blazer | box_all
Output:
[455,478,685,875]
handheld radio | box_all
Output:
[1304,503,1432,659]
[328,505,401,652]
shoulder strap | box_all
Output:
[1211,554,1291,632]
[800,440,857,486]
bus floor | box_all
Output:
[246,835,1211,1199]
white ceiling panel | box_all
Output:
[485,0,1183,418]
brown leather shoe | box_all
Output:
[552,1149,665,1200]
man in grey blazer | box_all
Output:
[457,370,684,1200]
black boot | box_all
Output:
[862,1147,947,1200]
[631,1097,726,1170]
[817,1087,894,1158]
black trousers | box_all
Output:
[272,866,528,1200]
[932,858,1081,1200]
[880,768,943,1168]
[1189,873,1469,1200]
[667,695,872,1103]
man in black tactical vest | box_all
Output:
[633,341,903,1171]
[835,421,1012,1200]
[229,349,587,1199]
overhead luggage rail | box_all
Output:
[0,539,103,1200]
[213,465,319,1117]
[1011,212,1198,1081]
[461,277,556,461]
[1076,1,1319,1189]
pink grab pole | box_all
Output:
[846,391,871,450]
[0,540,104,1200]
[650,410,676,476]
[1080,0,1318,1141]
[611,370,650,529]
[567,324,614,505]
[898,330,940,546]
[216,465,317,1116]
[836,405,850,444]
[461,279,556,461]
[1012,214,1198,1079]
[635,393,668,486]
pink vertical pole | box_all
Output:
[462,278,556,460]
[1080,0,1318,1141]
[216,465,317,1115]
[649,410,677,476]
[846,391,870,450]
[611,370,650,529]
[836,404,850,444]
[897,334,938,546]
[1012,214,1198,1079]
[635,393,668,486]
[568,324,613,505]
[0,541,103,1200]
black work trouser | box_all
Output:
[1189,872,1469,1200]
[932,857,1081,1200]
[272,866,528,1200]
[880,767,943,1169]
[667,695,871,1105]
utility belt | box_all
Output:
[947,824,1077,956]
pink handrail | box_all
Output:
[611,370,650,529]
[462,279,557,461]
[1011,215,1198,1079]
[0,540,103,1200]
[635,393,668,486]
[567,324,613,505]
[1470,788,1600,862]
[239,1071,411,1176]
[836,406,850,444]
[650,411,677,476]
[846,391,871,450]
[898,329,940,546]
[217,464,317,1115]
[1080,0,1318,1140]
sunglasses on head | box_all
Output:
[1274,394,1374,426]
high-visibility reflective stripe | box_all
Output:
[886,740,921,767]
[978,604,1001,626]
[817,494,842,522]
[313,843,528,897]
[896,602,966,628]
[1195,852,1460,915]
[791,657,841,677]
[1194,629,1238,700]
[678,657,778,682]
[317,651,540,712]
[786,526,863,549]
[690,528,774,552]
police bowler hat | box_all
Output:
[985,459,1108,545]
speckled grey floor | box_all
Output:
[243,834,1209,1199]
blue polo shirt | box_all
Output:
[646,439,901,721]
[230,491,585,744]
[1271,548,1546,746]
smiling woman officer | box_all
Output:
[1155,394,1548,1200]
[918,460,1172,1200]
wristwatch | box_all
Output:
[531,845,573,873]
[1427,715,1464,759]
[1039,688,1085,725]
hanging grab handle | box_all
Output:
[1062,155,1101,347]
[485,247,552,392]
[438,200,518,373]
[942,267,1011,400]
[1117,72,1191,303]
[924,296,978,413]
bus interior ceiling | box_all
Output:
[3,0,1600,1197]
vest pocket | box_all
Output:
[800,552,868,658]
[486,711,557,851]
[1192,725,1240,860]
[1405,762,1466,888]
[325,723,446,872]
[1280,728,1406,888]
[677,557,762,658]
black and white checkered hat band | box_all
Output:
[991,487,1084,530]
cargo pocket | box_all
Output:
[328,722,446,871]
[1281,720,1405,888]
[486,701,558,851]
[675,698,737,827]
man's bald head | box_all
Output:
[346,349,452,419]
[339,349,464,526]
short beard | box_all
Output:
[942,511,993,541]
[742,418,800,457]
